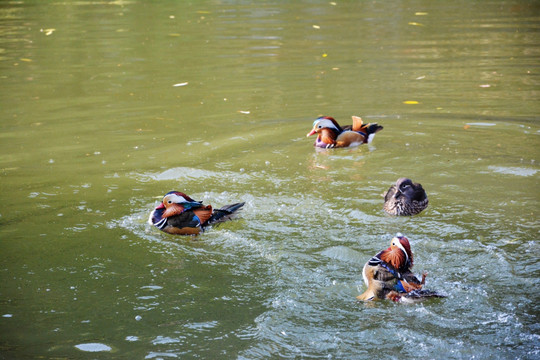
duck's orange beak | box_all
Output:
[306,128,317,137]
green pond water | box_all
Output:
[1,0,539,359]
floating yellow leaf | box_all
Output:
[41,28,56,36]
[322,53,328,58]
[20,58,32,62]
[168,33,181,37]
[415,12,428,16]
[196,10,210,14]
[408,22,424,26]
[313,25,320,29]
[403,100,419,104]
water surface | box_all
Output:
[1,0,539,358]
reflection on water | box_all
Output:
[1,0,539,359]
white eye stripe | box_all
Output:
[314,119,339,131]
[164,194,190,204]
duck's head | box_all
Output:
[306,116,342,137]
[393,178,416,200]
[380,233,414,271]
[157,191,202,218]
[389,233,413,268]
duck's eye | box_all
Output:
[167,200,172,204]
[318,125,322,128]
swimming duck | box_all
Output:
[357,234,441,302]
[383,178,428,216]
[148,191,245,235]
[306,115,383,148]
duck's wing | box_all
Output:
[400,289,446,302]
[358,264,397,301]
[335,131,367,147]
[384,184,397,202]
[412,182,428,202]
[192,205,214,226]
[166,210,196,227]
[208,202,245,225]
[351,116,364,132]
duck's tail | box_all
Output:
[351,116,383,143]
[206,202,245,226]
[360,123,383,144]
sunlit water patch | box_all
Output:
[487,166,538,177]
[74,343,112,352]
[136,166,252,183]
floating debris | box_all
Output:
[40,28,56,36]
[173,82,188,87]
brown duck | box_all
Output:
[383,178,428,216]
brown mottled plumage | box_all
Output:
[383,178,428,216]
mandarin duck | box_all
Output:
[357,234,443,302]
[306,115,383,148]
[383,178,428,216]
[148,191,245,235]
